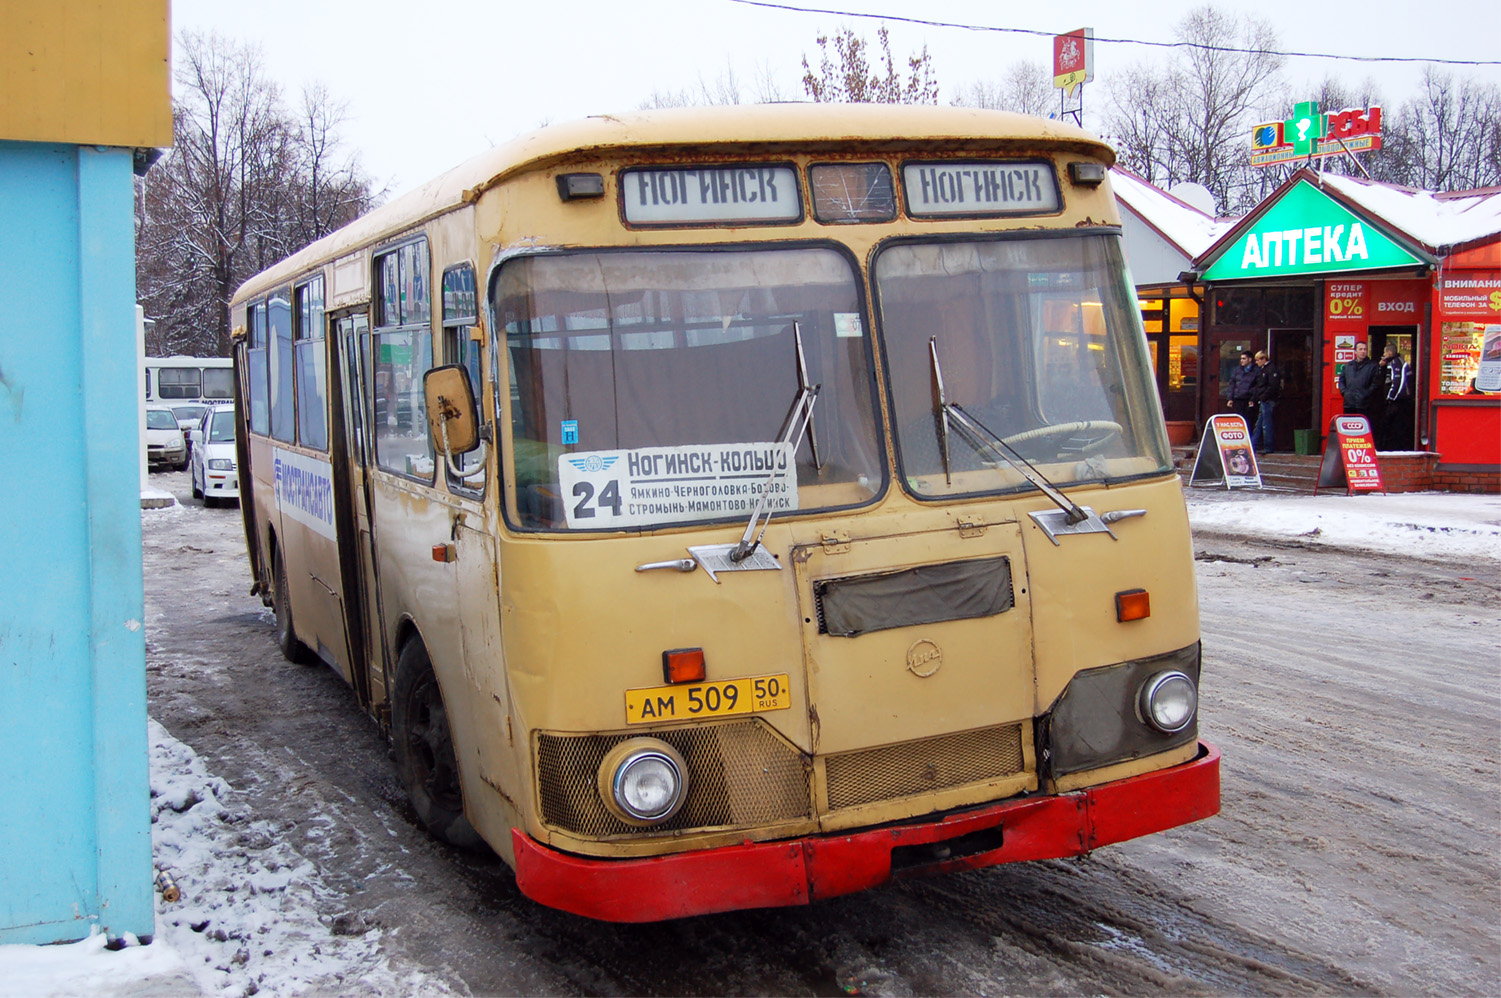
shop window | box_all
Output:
[1264,287,1314,327]
[1168,335,1198,390]
[1139,298,1164,334]
[1212,288,1262,327]
[295,276,328,452]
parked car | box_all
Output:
[145,405,188,470]
[189,404,240,506]
[170,403,209,458]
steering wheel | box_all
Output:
[1000,420,1123,455]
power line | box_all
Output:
[726,0,1501,67]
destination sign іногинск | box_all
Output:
[621,165,801,225]
[558,442,798,529]
[902,161,1060,217]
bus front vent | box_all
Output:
[824,722,1025,811]
[536,721,812,839]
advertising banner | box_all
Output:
[1189,414,1262,489]
[1316,415,1384,494]
[273,447,337,541]
[1325,281,1367,326]
[1436,271,1501,322]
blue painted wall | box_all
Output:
[0,141,153,944]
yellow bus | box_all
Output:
[230,105,1219,921]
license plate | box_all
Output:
[624,673,791,725]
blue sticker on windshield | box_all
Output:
[561,419,579,445]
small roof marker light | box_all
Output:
[1069,161,1107,186]
[557,173,605,201]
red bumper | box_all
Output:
[513,741,1219,922]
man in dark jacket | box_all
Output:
[1378,343,1413,450]
[1251,350,1281,452]
[1226,350,1259,422]
[1336,340,1383,425]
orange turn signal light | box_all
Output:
[432,543,456,563]
[1116,588,1150,622]
[662,648,706,684]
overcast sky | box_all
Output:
[173,0,1501,199]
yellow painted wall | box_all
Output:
[1,0,171,148]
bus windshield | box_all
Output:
[876,233,1171,499]
[498,247,884,530]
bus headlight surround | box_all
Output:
[1139,670,1197,733]
[597,738,689,825]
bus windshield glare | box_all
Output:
[876,233,1171,498]
[498,247,884,530]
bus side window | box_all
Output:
[268,287,295,442]
[248,302,270,436]
[442,263,482,490]
[372,239,435,480]
[295,276,328,451]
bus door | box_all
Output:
[330,311,389,708]
[792,524,1038,823]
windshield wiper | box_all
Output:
[729,322,820,562]
[928,336,1089,525]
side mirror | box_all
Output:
[423,364,480,455]
[189,428,203,444]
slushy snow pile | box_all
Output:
[0,721,447,997]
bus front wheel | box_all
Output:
[392,640,484,851]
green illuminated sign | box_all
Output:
[1201,181,1422,281]
[1284,100,1325,156]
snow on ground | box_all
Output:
[0,721,450,998]
[1185,487,1501,564]
[3,488,1495,995]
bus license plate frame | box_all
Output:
[624,673,792,724]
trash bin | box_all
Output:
[1293,429,1318,455]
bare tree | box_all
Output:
[136,32,377,357]
[1378,68,1501,190]
[953,61,1054,117]
[801,26,939,105]
[1103,4,1284,213]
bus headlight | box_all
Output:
[597,738,688,825]
[1139,671,1197,733]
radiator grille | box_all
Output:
[825,723,1026,810]
[536,721,811,838]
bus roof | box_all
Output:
[231,104,1113,304]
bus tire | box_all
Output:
[271,547,312,665]
[392,640,484,851]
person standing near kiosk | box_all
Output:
[1337,340,1383,424]
[1251,350,1281,452]
[1379,343,1413,450]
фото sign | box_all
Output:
[1189,414,1262,490]
[1201,181,1422,280]
[1053,28,1094,93]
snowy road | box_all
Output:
[135,471,1499,996]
